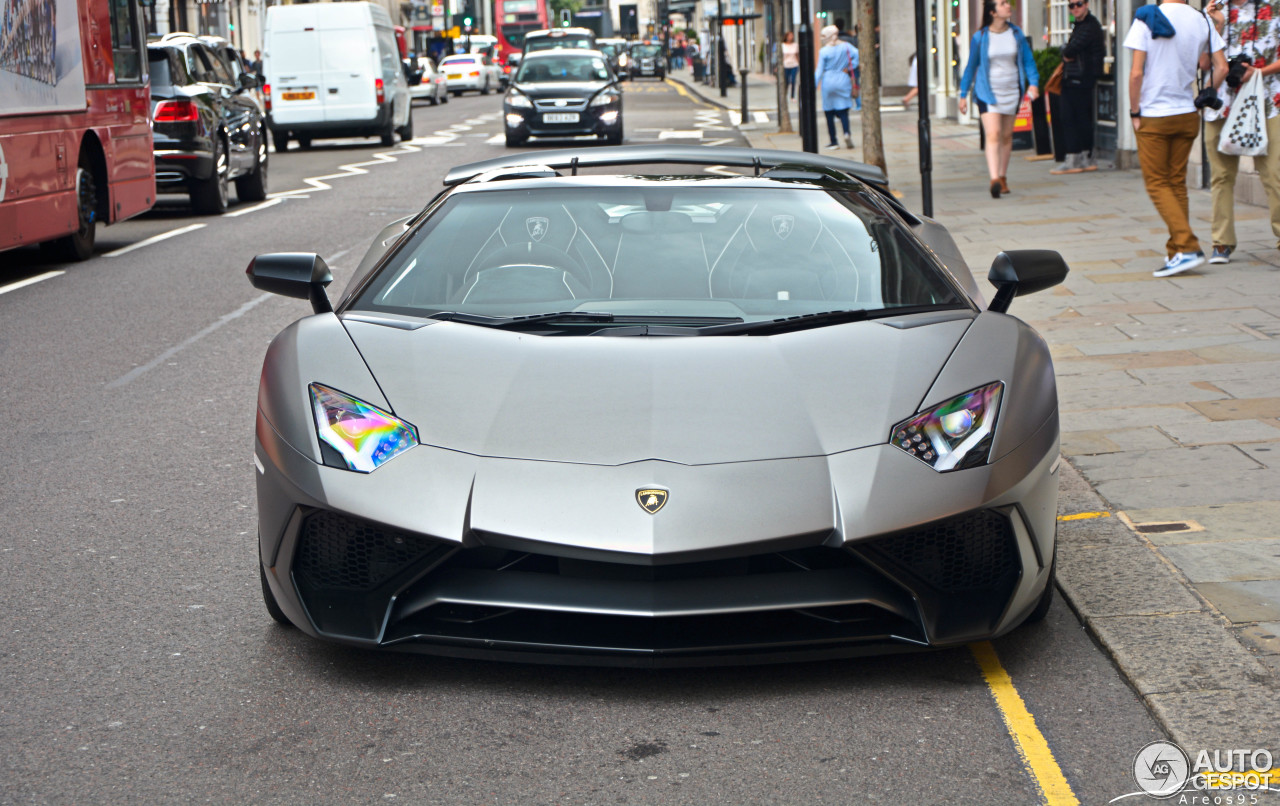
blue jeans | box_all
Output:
[825,108,850,144]
[784,66,798,97]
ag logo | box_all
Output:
[771,214,794,240]
[1133,740,1191,798]
[526,217,549,241]
[636,488,668,514]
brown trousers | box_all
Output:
[1136,112,1203,256]
[1206,116,1280,249]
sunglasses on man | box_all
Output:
[1067,1,1086,7]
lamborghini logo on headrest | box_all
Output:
[772,214,795,239]
[636,488,668,514]
[526,217,549,241]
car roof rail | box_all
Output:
[468,164,560,184]
[444,145,889,190]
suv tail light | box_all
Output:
[263,83,271,113]
[154,99,199,122]
[375,77,385,104]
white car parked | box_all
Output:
[440,53,501,96]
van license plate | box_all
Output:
[543,113,579,123]
[282,91,315,101]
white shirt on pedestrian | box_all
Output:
[1124,3,1226,117]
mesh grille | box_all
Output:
[295,511,440,592]
[857,510,1017,593]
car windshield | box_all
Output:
[632,45,661,57]
[526,36,592,52]
[350,185,965,328]
[443,56,477,65]
[516,55,610,83]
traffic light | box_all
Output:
[560,8,571,26]
[463,15,473,28]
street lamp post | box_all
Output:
[795,0,817,151]
[914,0,933,216]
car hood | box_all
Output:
[512,82,608,100]
[340,314,974,466]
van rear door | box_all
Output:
[320,27,378,122]
[268,27,325,125]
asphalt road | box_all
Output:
[1,83,1169,804]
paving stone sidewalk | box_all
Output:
[669,67,1280,753]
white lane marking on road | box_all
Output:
[658,130,703,140]
[704,165,740,176]
[267,138,443,199]
[485,134,504,144]
[752,111,769,123]
[703,138,735,147]
[727,111,742,126]
[106,294,273,388]
[0,270,64,296]
[103,224,207,258]
[225,197,284,218]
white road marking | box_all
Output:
[103,224,206,258]
[658,130,702,140]
[485,134,505,144]
[702,138,735,147]
[727,111,742,126]
[225,198,284,218]
[704,165,740,176]
[0,270,64,296]
[753,111,769,123]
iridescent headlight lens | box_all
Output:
[890,382,1004,472]
[309,383,419,473]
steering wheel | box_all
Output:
[471,242,591,289]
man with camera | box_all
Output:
[1050,0,1106,174]
[1203,0,1280,265]
[1126,0,1228,276]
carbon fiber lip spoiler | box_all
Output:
[443,145,890,190]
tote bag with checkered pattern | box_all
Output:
[1220,70,1269,158]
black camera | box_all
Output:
[1226,54,1252,90]
[1195,86,1224,111]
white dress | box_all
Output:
[986,29,1021,115]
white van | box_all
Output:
[264,2,412,151]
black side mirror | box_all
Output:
[237,71,255,91]
[987,250,1069,313]
[247,252,334,314]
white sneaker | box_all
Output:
[1153,251,1206,277]
[824,143,840,150]
[844,134,854,149]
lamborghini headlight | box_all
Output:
[890,382,1003,471]
[506,92,533,108]
[309,383,419,473]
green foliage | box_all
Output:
[550,0,582,16]
[1033,47,1061,82]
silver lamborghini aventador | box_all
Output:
[248,146,1068,666]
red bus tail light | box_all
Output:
[376,78,385,104]
[154,100,200,122]
[263,83,272,113]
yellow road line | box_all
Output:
[665,78,717,109]
[1057,511,1110,522]
[971,642,1080,806]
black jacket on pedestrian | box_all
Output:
[1061,12,1105,86]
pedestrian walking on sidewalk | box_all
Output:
[1050,0,1106,175]
[1203,0,1280,266]
[903,53,920,108]
[815,25,856,150]
[781,31,799,99]
[835,18,861,111]
[1125,0,1228,277]
[958,0,1041,199]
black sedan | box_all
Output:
[148,34,268,214]
[503,50,622,147]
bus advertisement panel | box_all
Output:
[0,0,153,260]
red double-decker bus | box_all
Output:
[0,0,153,261]
[496,0,548,60]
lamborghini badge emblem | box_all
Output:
[526,217,549,241]
[636,488,668,514]
[771,215,795,239]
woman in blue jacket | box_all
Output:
[958,0,1040,198]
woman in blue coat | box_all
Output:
[958,0,1040,198]
[814,25,856,150]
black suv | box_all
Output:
[148,34,268,214]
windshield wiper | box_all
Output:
[697,305,958,336]
[428,310,616,328]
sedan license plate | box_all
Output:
[543,112,579,124]
[281,90,315,101]
[447,73,463,80]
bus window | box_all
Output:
[109,0,142,82]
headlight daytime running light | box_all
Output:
[890,382,1004,471]
[309,383,419,473]
[507,92,533,108]
[589,91,619,107]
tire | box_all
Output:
[428,90,439,105]
[441,90,450,103]
[505,131,526,147]
[481,77,491,95]
[41,164,97,261]
[450,89,461,97]
[272,130,289,152]
[190,136,230,215]
[260,564,293,627]
[234,131,269,202]
[1025,555,1056,624]
[398,109,414,141]
[297,136,312,150]
[380,113,396,146]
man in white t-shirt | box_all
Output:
[1125,0,1228,277]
